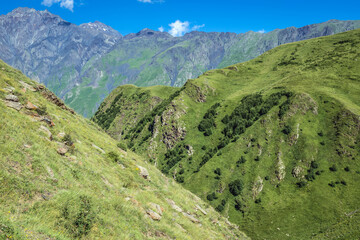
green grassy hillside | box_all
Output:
[0,61,248,239]
[94,29,360,239]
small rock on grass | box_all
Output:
[5,94,19,102]
[5,101,22,111]
[146,209,162,221]
[57,147,68,155]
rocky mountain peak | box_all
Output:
[80,21,122,37]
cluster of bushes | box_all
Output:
[106,151,120,163]
[36,105,48,116]
[328,180,347,187]
[229,179,244,196]
[207,192,218,201]
[61,195,97,238]
[198,103,221,136]
[93,93,124,130]
[161,143,187,174]
[222,91,291,139]
[236,156,246,166]
[215,199,227,212]
[305,161,320,181]
[198,91,292,170]
[234,198,245,213]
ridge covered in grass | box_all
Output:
[95,29,360,239]
[0,61,248,239]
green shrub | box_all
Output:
[206,192,217,201]
[62,195,96,238]
[255,198,262,204]
[344,166,350,172]
[229,180,244,196]
[254,156,260,162]
[237,156,246,166]
[176,175,184,183]
[328,182,336,187]
[329,165,337,172]
[117,142,127,151]
[215,199,227,212]
[106,151,120,163]
[282,125,292,135]
[63,133,73,146]
[36,105,47,116]
[264,176,270,180]
[296,181,307,188]
[214,168,222,176]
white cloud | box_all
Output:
[158,26,164,32]
[42,0,74,11]
[257,29,266,33]
[138,0,152,2]
[168,20,190,37]
[192,24,205,31]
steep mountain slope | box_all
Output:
[1,8,360,116]
[94,29,360,239]
[0,61,248,239]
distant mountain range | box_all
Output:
[1,7,359,116]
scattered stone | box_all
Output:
[276,152,286,181]
[185,144,194,156]
[252,176,264,199]
[137,165,150,180]
[167,199,182,212]
[195,204,207,215]
[57,132,66,138]
[146,209,162,221]
[39,125,52,140]
[5,100,23,111]
[182,212,200,223]
[3,87,15,93]
[23,144,31,149]
[5,94,18,102]
[57,147,68,155]
[118,163,126,169]
[92,143,105,154]
[25,101,37,110]
[174,223,187,232]
[149,203,163,216]
[19,81,37,92]
[20,88,26,93]
[292,166,304,178]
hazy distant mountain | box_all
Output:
[0,7,359,116]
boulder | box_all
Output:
[3,87,15,93]
[5,94,18,102]
[57,147,68,155]
[92,143,105,154]
[167,199,182,212]
[39,125,52,140]
[57,132,66,139]
[195,204,207,215]
[19,81,36,92]
[5,101,22,111]
[149,203,163,216]
[137,165,150,180]
[182,212,200,223]
[25,101,37,110]
[146,209,162,221]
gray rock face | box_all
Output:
[1,8,359,117]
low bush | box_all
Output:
[229,180,244,196]
[106,151,120,163]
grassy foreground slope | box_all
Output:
[0,61,248,239]
[95,29,360,239]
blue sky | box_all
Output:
[1,0,360,36]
